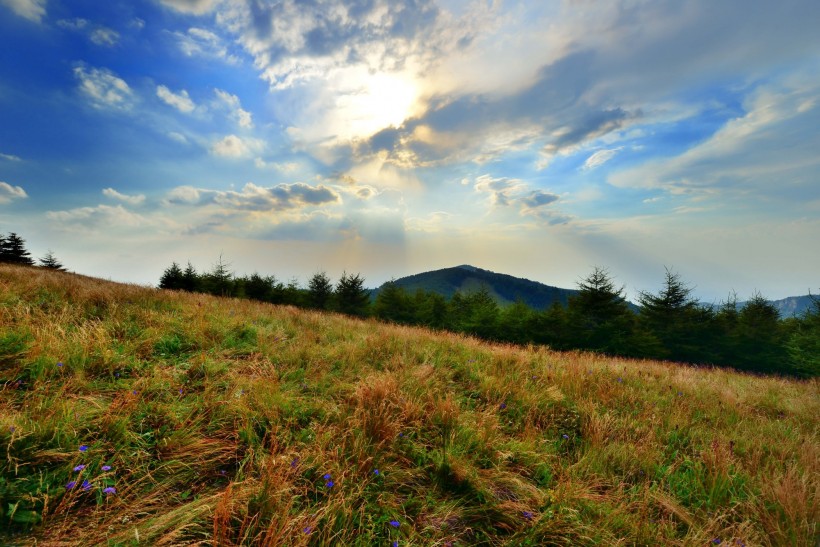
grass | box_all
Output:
[1,263,818,546]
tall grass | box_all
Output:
[1,264,818,545]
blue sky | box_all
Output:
[1,0,818,301]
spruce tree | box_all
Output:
[308,272,334,310]
[0,232,35,265]
[39,250,66,270]
[567,267,636,355]
[335,272,370,317]
[159,262,184,289]
[181,262,200,292]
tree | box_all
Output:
[335,272,370,317]
[786,293,820,377]
[638,268,714,363]
[373,280,414,324]
[242,273,278,303]
[203,254,234,296]
[735,293,789,373]
[39,250,66,271]
[308,272,334,310]
[159,262,184,290]
[0,232,35,265]
[181,262,200,292]
[567,267,636,355]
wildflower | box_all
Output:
[9,426,14,432]
[398,432,404,438]
[389,520,400,528]
[101,465,112,472]
[132,390,138,395]
[57,362,63,367]
[712,539,721,545]
[303,526,312,534]
[499,402,507,410]
[81,480,91,491]
[325,480,334,488]
[373,469,380,476]
[562,434,569,440]
[66,481,77,489]
[522,511,533,520]
[220,470,226,475]
[393,542,398,547]
[677,392,683,397]
[290,458,299,468]
[103,486,116,495]
[323,473,332,480]
[79,445,88,452]
[617,377,623,383]
[178,388,183,394]
[73,464,86,472]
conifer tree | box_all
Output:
[567,267,635,354]
[39,250,66,270]
[0,232,35,265]
[308,272,334,310]
[159,262,184,289]
[335,272,370,317]
[181,262,200,292]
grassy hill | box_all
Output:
[1,263,818,546]
[374,265,579,309]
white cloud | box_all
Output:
[164,182,341,213]
[474,175,526,207]
[210,134,263,158]
[0,0,46,23]
[173,27,238,63]
[0,182,28,204]
[0,152,22,162]
[583,148,622,170]
[74,65,135,111]
[214,89,253,128]
[90,27,120,47]
[156,85,196,113]
[46,204,147,229]
[167,131,189,144]
[254,158,298,172]
[158,0,218,14]
[102,187,146,205]
[57,18,89,31]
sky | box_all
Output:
[1,0,818,301]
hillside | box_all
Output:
[1,263,818,546]
[376,265,578,309]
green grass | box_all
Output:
[0,263,818,546]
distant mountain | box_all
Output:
[374,265,578,310]
[702,295,817,318]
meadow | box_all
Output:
[1,263,817,546]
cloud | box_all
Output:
[0,182,28,204]
[474,175,526,207]
[165,182,341,212]
[90,27,120,47]
[521,190,560,209]
[0,0,46,23]
[210,134,263,158]
[608,73,820,203]
[172,27,239,63]
[74,65,135,111]
[214,89,253,128]
[58,19,120,47]
[46,204,147,229]
[0,152,22,161]
[167,131,189,144]
[157,0,218,15]
[103,187,146,205]
[156,85,196,113]
[583,148,622,171]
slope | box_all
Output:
[1,264,818,546]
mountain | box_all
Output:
[768,295,817,317]
[375,265,577,310]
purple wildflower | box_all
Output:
[712,539,721,545]
[103,486,116,495]
[73,464,86,472]
[66,481,77,489]
[373,469,380,476]
[562,434,569,440]
[323,473,332,480]
[303,526,312,534]
[81,480,91,491]
[57,362,63,367]
[79,445,88,452]
[499,402,507,410]
[290,458,299,468]
[101,465,112,472]
[9,426,14,432]
[393,542,398,547]
[617,377,623,383]
[522,511,533,520]
[325,480,334,488]
[178,388,183,394]
[389,520,400,528]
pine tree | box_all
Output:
[181,262,200,292]
[567,267,636,355]
[335,272,370,317]
[0,232,35,265]
[39,250,66,270]
[374,280,414,324]
[159,262,184,289]
[204,254,233,296]
[308,272,334,310]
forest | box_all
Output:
[157,257,819,378]
[1,229,815,378]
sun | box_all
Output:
[334,69,420,140]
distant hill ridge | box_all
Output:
[375,264,578,310]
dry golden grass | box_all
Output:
[1,263,818,546]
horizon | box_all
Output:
[1,0,818,302]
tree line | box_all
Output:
[161,260,819,378]
[0,232,65,270]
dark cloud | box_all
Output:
[521,190,559,209]
[166,182,340,211]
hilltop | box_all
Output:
[1,264,818,546]
[374,265,578,309]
